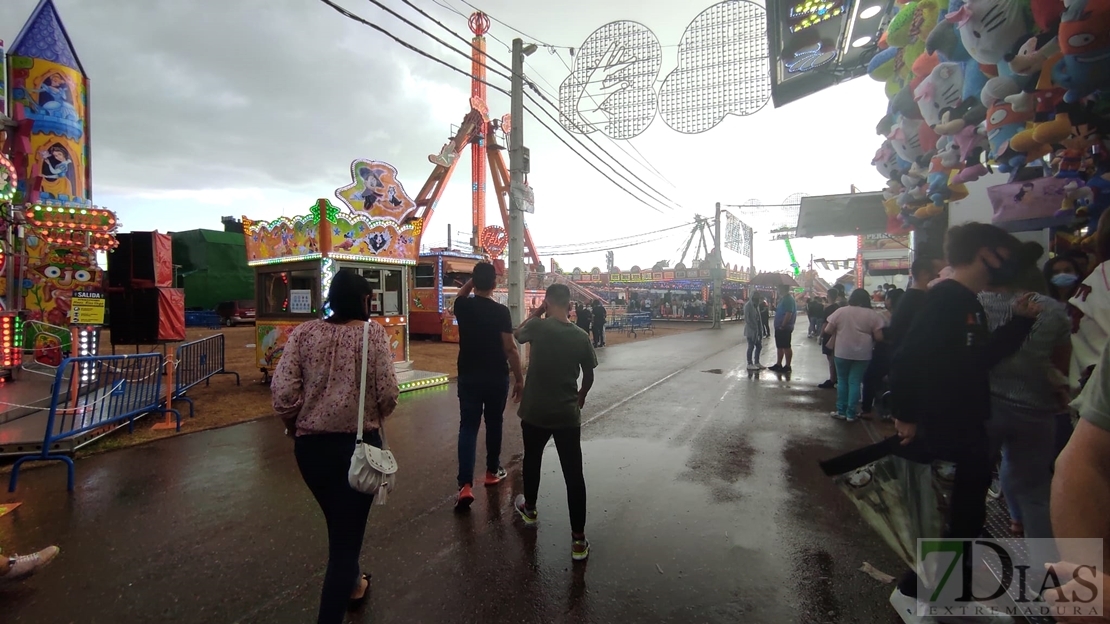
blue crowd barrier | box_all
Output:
[172,334,240,417]
[627,313,654,338]
[8,353,180,492]
[185,311,222,328]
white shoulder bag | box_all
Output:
[348,321,398,504]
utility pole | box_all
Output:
[712,202,723,329]
[508,38,530,326]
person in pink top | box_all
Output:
[271,269,399,624]
[823,288,885,422]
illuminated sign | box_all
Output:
[789,1,847,32]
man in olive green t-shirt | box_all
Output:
[512,283,597,562]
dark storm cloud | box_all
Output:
[1,0,474,192]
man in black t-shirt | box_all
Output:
[591,300,607,348]
[453,262,524,510]
[806,297,824,337]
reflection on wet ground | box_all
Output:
[2,325,906,623]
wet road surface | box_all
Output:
[1,324,907,623]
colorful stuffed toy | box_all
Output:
[1052,0,1110,103]
[945,0,1036,66]
[915,62,967,126]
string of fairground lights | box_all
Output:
[387,0,685,212]
[319,0,677,215]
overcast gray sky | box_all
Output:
[1,0,890,276]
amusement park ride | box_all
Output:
[241,12,602,376]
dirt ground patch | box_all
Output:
[74,320,699,455]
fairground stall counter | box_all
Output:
[568,264,751,317]
[410,249,549,343]
[242,159,447,392]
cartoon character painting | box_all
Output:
[38,142,76,199]
[335,159,418,223]
[7,1,91,203]
[30,72,79,122]
[22,238,100,326]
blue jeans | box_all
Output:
[833,357,869,417]
[457,373,509,487]
[808,316,820,336]
[988,402,1059,590]
[746,337,762,365]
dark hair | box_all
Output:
[848,288,872,308]
[472,262,496,291]
[325,269,371,323]
[944,222,1022,267]
[994,241,1046,291]
[911,257,940,280]
[886,288,905,310]
[545,283,571,308]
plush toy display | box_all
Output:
[867,0,1110,236]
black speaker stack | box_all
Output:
[107,232,186,345]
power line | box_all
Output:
[319,0,671,215]
[541,232,684,257]
[538,220,697,251]
[382,0,683,213]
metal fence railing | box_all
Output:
[172,335,240,417]
[8,353,180,491]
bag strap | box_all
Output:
[356,321,370,444]
[355,321,390,450]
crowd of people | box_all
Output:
[852,216,1109,624]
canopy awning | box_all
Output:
[795,192,889,238]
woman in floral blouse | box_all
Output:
[272,268,398,624]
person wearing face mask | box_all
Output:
[1044,256,1083,304]
[1043,255,1084,457]
[887,223,1041,624]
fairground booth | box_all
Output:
[771,0,1110,270]
[568,263,751,317]
[242,160,448,391]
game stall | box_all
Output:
[243,160,448,391]
[862,0,1110,256]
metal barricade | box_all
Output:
[628,313,655,338]
[172,334,240,417]
[8,353,180,492]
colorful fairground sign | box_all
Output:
[243,159,424,266]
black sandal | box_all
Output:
[348,573,371,610]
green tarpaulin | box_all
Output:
[171,229,254,310]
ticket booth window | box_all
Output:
[257,264,320,318]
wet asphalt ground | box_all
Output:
[1,322,908,623]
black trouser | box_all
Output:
[592,325,604,347]
[295,431,380,624]
[861,345,890,413]
[897,436,993,598]
[522,421,586,534]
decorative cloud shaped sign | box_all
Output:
[557,21,663,140]
[658,0,772,134]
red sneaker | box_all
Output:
[484,467,507,486]
[455,484,474,510]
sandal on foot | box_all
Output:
[348,573,371,610]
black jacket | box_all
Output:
[889,280,1033,451]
